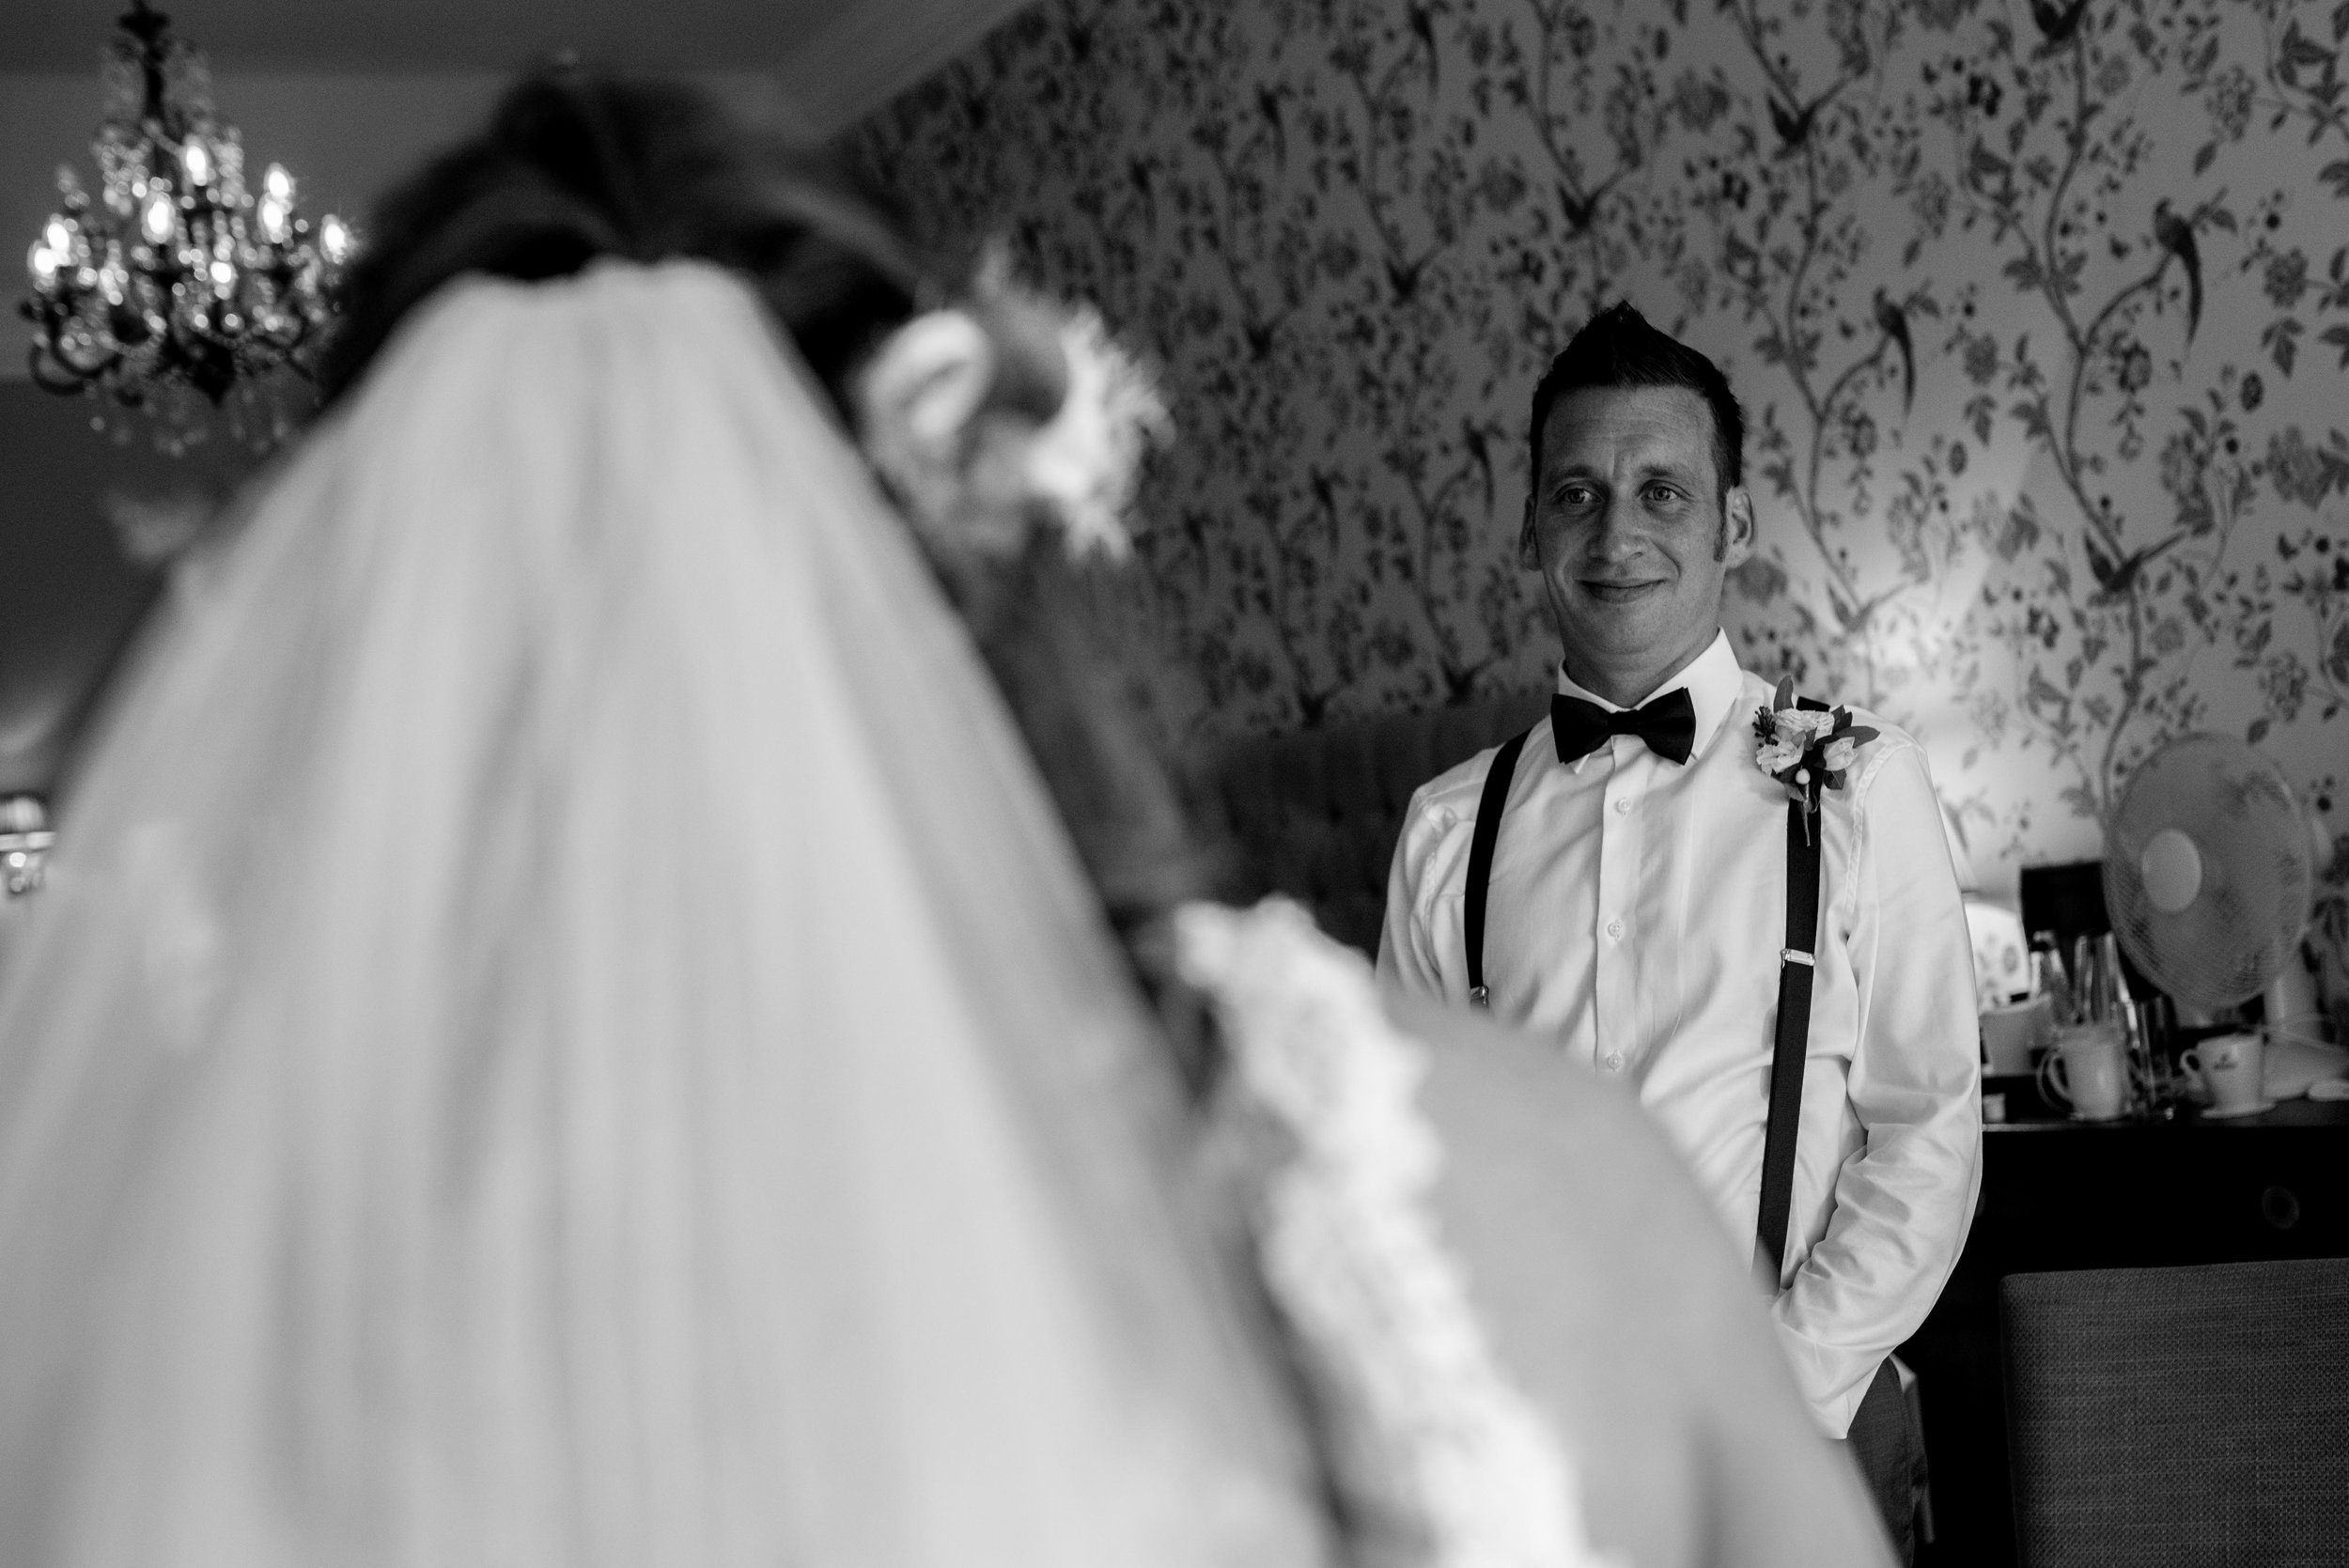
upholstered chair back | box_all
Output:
[1186,691,1548,955]
[2000,1258,2349,1564]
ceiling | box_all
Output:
[7,0,1040,143]
[2,0,873,74]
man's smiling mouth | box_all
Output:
[1579,579,1664,603]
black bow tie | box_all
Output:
[1552,687,1697,765]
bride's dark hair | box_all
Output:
[321,70,928,413]
[326,66,1227,1017]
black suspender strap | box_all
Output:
[1461,728,1531,1008]
[1754,790,1825,1291]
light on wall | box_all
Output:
[18,1,357,452]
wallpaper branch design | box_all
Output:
[1713,0,1950,719]
[859,0,2349,1008]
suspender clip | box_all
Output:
[1468,985,1490,1008]
[1780,948,1814,967]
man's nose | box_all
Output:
[1587,497,1644,559]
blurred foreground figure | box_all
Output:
[0,72,1889,1568]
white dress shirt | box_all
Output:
[1377,630,1982,1436]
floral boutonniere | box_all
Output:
[1751,677,1878,841]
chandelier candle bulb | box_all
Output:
[257,163,293,243]
[139,190,175,246]
[181,139,210,189]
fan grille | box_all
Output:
[2103,735,2312,1013]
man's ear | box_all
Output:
[1720,485,1756,567]
[1518,496,1542,572]
[856,310,997,463]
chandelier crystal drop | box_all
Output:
[19,2,357,453]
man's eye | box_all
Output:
[1643,484,1682,505]
[1558,484,1595,506]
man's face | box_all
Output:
[1518,384,1753,706]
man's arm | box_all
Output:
[1374,784,1455,1001]
[1772,737,1983,1435]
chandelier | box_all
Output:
[19,1,355,452]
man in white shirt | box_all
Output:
[1377,303,1980,1561]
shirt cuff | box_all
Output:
[1771,1317,1875,1439]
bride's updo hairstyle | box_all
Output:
[324,66,1226,1008]
[328,69,941,415]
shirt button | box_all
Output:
[1606,919,1625,940]
[1614,798,1632,815]
[1602,1052,1625,1072]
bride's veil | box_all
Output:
[0,262,1326,1568]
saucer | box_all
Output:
[2200,1098,2277,1120]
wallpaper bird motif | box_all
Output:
[858,0,2349,1012]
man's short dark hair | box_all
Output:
[1527,302,1746,497]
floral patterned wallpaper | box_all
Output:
[856,0,2349,1009]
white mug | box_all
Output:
[2039,1022,2127,1121]
[2180,1032,2266,1116]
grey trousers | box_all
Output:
[1842,1358,1921,1565]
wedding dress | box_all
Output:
[0,263,1330,1568]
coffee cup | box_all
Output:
[2180,1032,2267,1117]
[2039,1022,2128,1121]
[1981,994,2057,1076]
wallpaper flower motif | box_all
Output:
[858,0,2349,1009]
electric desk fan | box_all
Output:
[2103,733,2344,1096]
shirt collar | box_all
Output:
[1552,629,1745,767]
